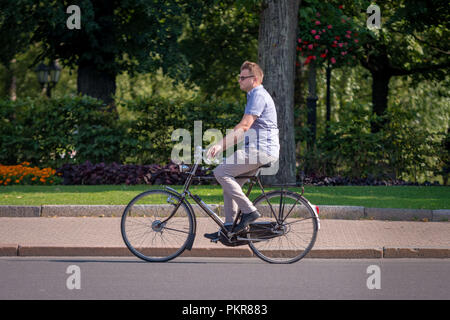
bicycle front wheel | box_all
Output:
[248,190,318,264]
[121,189,194,262]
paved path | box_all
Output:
[0,217,449,258]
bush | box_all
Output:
[0,96,129,168]
[301,102,446,182]
[57,161,215,185]
[122,96,242,164]
[1,95,243,169]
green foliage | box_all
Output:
[297,1,365,68]
[0,95,128,168]
[122,96,242,164]
[180,1,259,99]
[0,1,34,67]
[301,100,447,182]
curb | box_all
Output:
[0,206,41,217]
[1,245,449,259]
[0,205,449,221]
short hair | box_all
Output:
[240,61,264,83]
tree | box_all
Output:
[297,2,362,141]
[180,1,259,100]
[258,0,301,184]
[348,0,450,131]
[0,2,35,100]
[24,0,209,108]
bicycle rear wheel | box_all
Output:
[248,190,318,264]
[121,189,194,262]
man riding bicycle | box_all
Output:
[204,61,280,240]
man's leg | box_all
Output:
[222,175,256,223]
[214,150,262,219]
[204,149,275,239]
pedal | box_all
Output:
[210,238,219,243]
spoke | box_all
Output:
[283,217,313,226]
[162,226,190,235]
[250,192,317,263]
[281,197,302,223]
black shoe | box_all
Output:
[204,224,232,240]
[204,231,219,240]
[234,210,261,233]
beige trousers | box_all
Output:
[213,148,277,224]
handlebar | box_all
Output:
[178,146,222,173]
[194,146,221,165]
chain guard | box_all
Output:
[218,221,281,247]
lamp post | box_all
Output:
[35,60,61,97]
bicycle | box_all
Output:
[121,146,320,264]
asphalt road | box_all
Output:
[0,257,449,300]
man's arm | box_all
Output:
[207,114,257,158]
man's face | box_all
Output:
[238,69,256,93]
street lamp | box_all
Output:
[35,60,61,97]
[49,60,62,84]
[35,63,49,89]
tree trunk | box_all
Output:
[3,60,17,101]
[325,63,332,136]
[76,0,117,111]
[306,62,317,154]
[258,0,300,185]
[370,70,391,132]
[77,62,117,112]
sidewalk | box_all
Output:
[0,216,449,258]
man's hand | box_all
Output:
[206,144,223,159]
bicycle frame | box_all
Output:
[160,148,302,239]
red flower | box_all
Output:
[327,25,332,29]
[331,57,336,64]
[315,20,321,25]
[298,38,302,43]
[314,35,320,40]
[320,53,327,58]
[308,44,314,50]
[338,5,343,9]
[354,39,359,43]
[335,36,340,40]
[311,29,317,34]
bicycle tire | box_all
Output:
[121,189,195,262]
[247,190,318,264]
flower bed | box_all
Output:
[0,162,62,186]
[56,161,215,185]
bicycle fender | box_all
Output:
[304,198,321,230]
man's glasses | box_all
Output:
[237,75,254,81]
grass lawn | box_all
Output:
[0,184,449,209]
